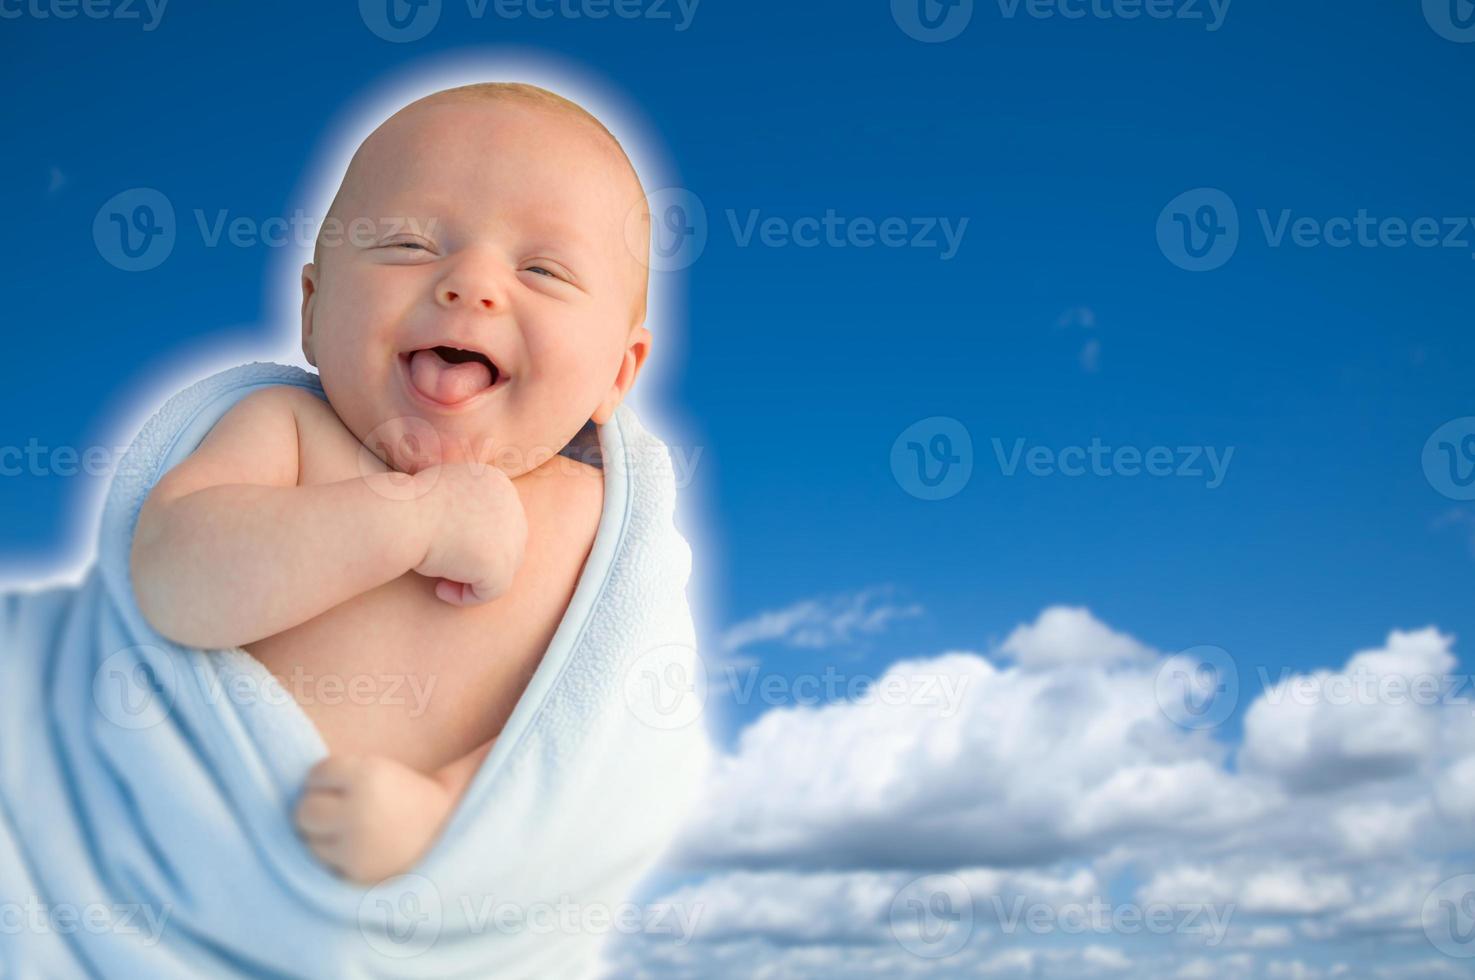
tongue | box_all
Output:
[408,349,492,404]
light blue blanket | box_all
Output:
[0,362,711,979]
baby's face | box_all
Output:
[301,98,650,477]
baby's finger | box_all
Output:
[465,581,499,604]
[294,789,345,838]
[306,833,352,874]
[435,579,489,606]
[304,755,364,793]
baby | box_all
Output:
[129,82,653,883]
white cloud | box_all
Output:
[1331,800,1425,857]
[675,642,1251,870]
[1373,959,1471,978]
[1173,959,1220,980]
[1238,628,1456,792]
[610,606,1475,978]
[1231,925,1294,948]
[1080,338,1102,373]
[1239,869,1356,916]
[717,586,923,657]
[997,605,1157,670]
[1433,754,1475,824]
[1081,944,1132,970]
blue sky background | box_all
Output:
[3,1,1475,977]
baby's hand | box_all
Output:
[413,461,528,606]
[294,755,453,884]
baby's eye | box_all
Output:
[521,262,581,290]
[390,241,428,251]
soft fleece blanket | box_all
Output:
[0,362,711,979]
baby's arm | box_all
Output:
[130,387,432,650]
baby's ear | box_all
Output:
[591,326,652,424]
[300,263,319,367]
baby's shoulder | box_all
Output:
[149,384,309,501]
[517,454,604,553]
[264,385,377,487]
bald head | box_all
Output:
[315,82,651,329]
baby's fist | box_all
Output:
[413,461,528,605]
[294,754,452,883]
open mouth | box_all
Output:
[400,345,506,407]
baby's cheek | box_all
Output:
[530,340,592,392]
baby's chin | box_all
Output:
[337,376,595,479]
[364,420,584,480]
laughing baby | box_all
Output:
[129,82,654,883]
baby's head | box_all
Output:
[301,82,652,477]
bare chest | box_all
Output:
[243,400,603,773]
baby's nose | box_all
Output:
[437,284,496,310]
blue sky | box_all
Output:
[4,1,1475,977]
